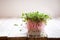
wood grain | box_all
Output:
[0,36,7,40]
[0,37,60,40]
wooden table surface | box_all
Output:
[0,37,60,40]
[8,37,47,40]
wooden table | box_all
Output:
[8,37,47,40]
[0,36,7,40]
[0,37,60,40]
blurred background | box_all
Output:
[0,0,60,38]
[0,0,60,18]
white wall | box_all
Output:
[0,0,60,18]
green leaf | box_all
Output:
[21,11,51,23]
[14,24,18,26]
